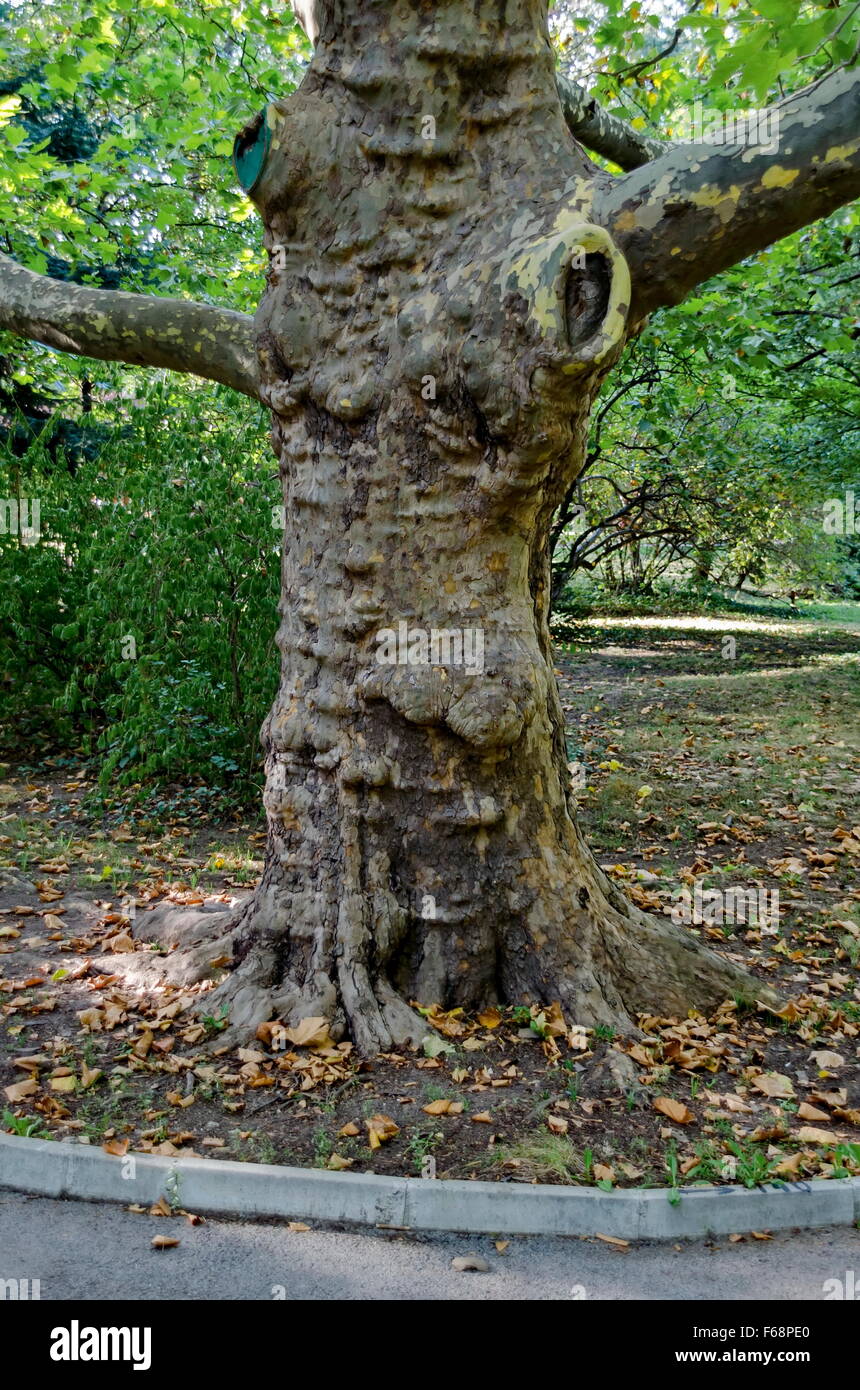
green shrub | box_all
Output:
[0,379,279,800]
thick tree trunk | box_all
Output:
[145,0,777,1050]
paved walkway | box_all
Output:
[1,1192,857,1300]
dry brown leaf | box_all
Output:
[282,1017,333,1048]
[797,1102,830,1122]
[366,1114,399,1149]
[752,1073,795,1099]
[771,1153,803,1176]
[653,1096,694,1124]
[471,1111,493,1124]
[810,1050,844,1070]
[102,1139,129,1157]
[151,1235,180,1250]
[795,1126,840,1145]
[594,1234,629,1248]
[422,1098,452,1115]
[3,1078,38,1102]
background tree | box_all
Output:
[2,0,859,1051]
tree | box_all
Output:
[2,0,860,1052]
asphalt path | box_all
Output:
[1,1191,858,1301]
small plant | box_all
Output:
[202,1004,230,1035]
[164,1169,182,1212]
[665,1140,682,1206]
[593,1024,616,1042]
[2,1109,45,1138]
[312,1127,333,1168]
[405,1130,444,1175]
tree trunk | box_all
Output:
[146,0,777,1050]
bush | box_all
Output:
[0,380,280,800]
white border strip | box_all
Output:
[1,1134,858,1239]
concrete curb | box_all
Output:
[1,1133,858,1239]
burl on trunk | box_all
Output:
[149,0,777,1051]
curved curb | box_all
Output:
[1,1133,858,1240]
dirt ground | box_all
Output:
[1,609,858,1194]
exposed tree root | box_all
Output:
[132,870,783,1059]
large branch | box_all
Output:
[599,68,860,324]
[0,254,260,399]
[555,74,667,171]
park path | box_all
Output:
[1,1191,857,1301]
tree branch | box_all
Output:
[0,254,260,399]
[599,67,860,323]
[555,74,667,171]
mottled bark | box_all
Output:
[173,0,780,1051]
[0,253,259,398]
[602,67,860,324]
[555,73,668,171]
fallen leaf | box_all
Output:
[810,1050,844,1070]
[795,1127,840,1145]
[653,1096,694,1124]
[752,1073,795,1099]
[797,1102,830,1122]
[366,1114,399,1149]
[451,1254,489,1272]
[282,1017,332,1048]
[151,1235,180,1250]
[3,1078,38,1102]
